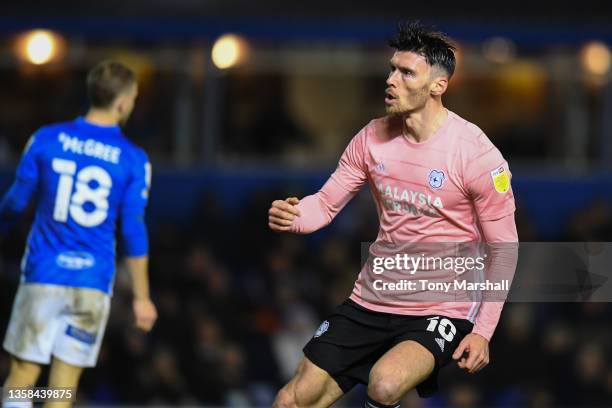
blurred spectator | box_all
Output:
[563,199,612,242]
[272,298,318,381]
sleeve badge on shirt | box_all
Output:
[490,166,510,193]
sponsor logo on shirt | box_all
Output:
[376,183,443,217]
[490,166,510,193]
[56,251,96,270]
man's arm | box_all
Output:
[453,138,518,373]
[452,214,519,373]
[0,134,41,235]
[269,127,368,234]
[125,255,157,331]
[472,215,519,340]
[0,179,37,235]
[121,156,156,332]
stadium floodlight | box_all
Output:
[580,41,611,76]
[16,29,64,65]
[211,34,248,70]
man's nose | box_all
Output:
[386,70,397,86]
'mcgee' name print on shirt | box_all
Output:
[376,183,443,217]
[58,132,122,164]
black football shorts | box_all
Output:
[303,299,473,397]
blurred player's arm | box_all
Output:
[0,135,41,235]
[125,255,156,331]
[121,156,157,332]
[0,178,37,235]
[268,128,368,234]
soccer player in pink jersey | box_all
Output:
[268,21,518,408]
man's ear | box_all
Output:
[430,75,448,96]
[114,94,126,115]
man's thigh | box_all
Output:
[303,300,393,394]
[274,358,343,408]
[389,314,474,397]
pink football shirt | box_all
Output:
[290,110,517,340]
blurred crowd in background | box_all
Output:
[0,17,611,169]
[1,1,612,406]
[1,189,611,407]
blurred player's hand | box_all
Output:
[133,298,158,332]
[452,333,489,373]
[268,197,300,232]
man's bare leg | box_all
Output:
[3,357,42,389]
[273,357,344,408]
[42,357,84,408]
[2,357,43,408]
[365,340,435,407]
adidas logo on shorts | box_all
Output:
[435,337,445,351]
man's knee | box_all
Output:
[274,360,335,408]
[293,375,324,407]
[273,386,296,408]
[274,378,323,408]
[367,375,404,405]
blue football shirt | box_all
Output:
[4,117,150,294]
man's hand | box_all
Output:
[268,197,300,232]
[133,298,157,332]
[452,333,489,373]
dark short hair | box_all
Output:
[388,21,456,78]
[86,61,136,109]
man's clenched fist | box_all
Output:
[268,197,300,231]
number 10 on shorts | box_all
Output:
[426,316,457,342]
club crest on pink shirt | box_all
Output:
[428,170,445,189]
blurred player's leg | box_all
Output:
[273,358,343,408]
[42,358,83,408]
[366,341,435,407]
[3,285,61,408]
[3,357,42,388]
[2,357,41,408]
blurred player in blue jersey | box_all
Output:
[0,61,157,407]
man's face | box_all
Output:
[385,51,435,116]
[116,82,138,125]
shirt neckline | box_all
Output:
[401,109,453,148]
[76,116,121,130]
